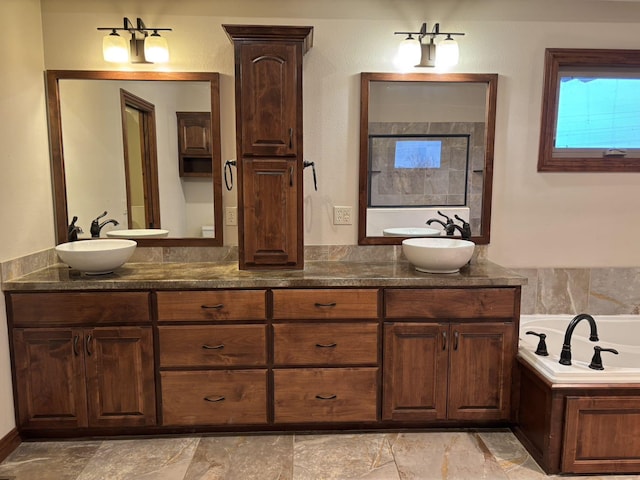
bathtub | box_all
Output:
[519,315,640,383]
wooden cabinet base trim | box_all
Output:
[0,428,21,463]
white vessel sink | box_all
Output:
[383,227,441,237]
[106,229,169,238]
[55,239,137,275]
[402,238,475,274]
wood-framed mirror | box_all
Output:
[358,72,497,245]
[46,70,223,247]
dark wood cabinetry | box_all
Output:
[157,289,269,426]
[514,360,640,475]
[272,288,379,424]
[9,293,156,430]
[177,111,212,177]
[6,284,521,437]
[382,322,513,422]
[382,288,518,423]
[223,24,313,269]
[241,158,300,267]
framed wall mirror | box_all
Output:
[47,70,223,246]
[358,72,497,245]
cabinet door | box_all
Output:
[84,327,156,427]
[12,328,88,429]
[239,43,298,156]
[447,323,513,421]
[382,323,448,421]
[177,112,212,156]
[240,158,300,267]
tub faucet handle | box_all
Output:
[588,345,619,370]
[526,331,549,356]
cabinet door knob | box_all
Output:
[204,395,225,403]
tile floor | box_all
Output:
[0,430,637,480]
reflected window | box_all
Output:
[369,134,470,208]
[395,140,442,168]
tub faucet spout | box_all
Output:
[559,313,599,366]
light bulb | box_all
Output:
[394,35,421,70]
[145,31,169,63]
[436,35,459,68]
[103,30,128,63]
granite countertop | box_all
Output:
[2,261,526,291]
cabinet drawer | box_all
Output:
[158,325,266,367]
[10,292,150,326]
[273,323,378,366]
[161,370,267,425]
[273,368,378,423]
[156,290,266,322]
[384,288,517,319]
[272,289,379,320]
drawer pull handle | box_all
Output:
[314,302,337,308]
[202,344,224,350]
[204,395,225,403]
[315,394,337,400]
[201,304,224,310]
[315,342,337,348]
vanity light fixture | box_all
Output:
[394,23,464,69]
[97,17,172,64]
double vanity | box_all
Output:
[3,259,524,437]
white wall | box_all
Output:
[0,0,53,439]
[38,0,640,268]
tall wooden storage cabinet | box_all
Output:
[223,25,313,269]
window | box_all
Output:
[394,140,442,168]
[538,48,640,172]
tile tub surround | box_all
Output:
[512,267,640,315]
[3,431,638,480]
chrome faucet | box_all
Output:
[90,211,119,238]
[559,313,599,365]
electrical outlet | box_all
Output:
[225,207,238,226]
[333,206,353,225]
